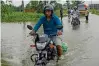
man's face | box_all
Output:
[45,10,52,17]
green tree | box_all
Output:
[25,3,31,9]
[71,0,85,8]
[1,0,19,21]
[30,1,38,10]
[25,1,48,13]
[25,0,63,13]
[1,0,18,13]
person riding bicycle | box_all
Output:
[71,6,80,24]
[30,4,63,59]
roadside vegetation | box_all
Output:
[90,9,99,15]
[1,1,67,22]
[1,0,87,22]
[1,10,67,22]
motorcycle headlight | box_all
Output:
[36,42,47,50]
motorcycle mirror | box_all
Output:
[27,25,33,30]
[56,25,63,29]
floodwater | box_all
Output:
[1,14,99,66]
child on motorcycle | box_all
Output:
[30,4,63,59]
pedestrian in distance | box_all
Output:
[85,8,89,22]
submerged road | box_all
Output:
[1,13,99,66]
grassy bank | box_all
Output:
[90,9,99,15]
[1,9,68,22]
[1,12,43,22]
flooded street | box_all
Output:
[1,22,32,66]
[1,14,99,66]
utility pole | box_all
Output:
[91,0,93,9]
[21,0,24,12]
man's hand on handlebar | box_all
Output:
[57,30,62,36]
[29,30,36,36]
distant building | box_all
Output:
[89,4,99,9]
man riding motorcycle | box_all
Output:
[71,6,80,24]
[30,4,63,59]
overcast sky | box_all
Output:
[2,0,99,7]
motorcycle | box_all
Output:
[27,25,63,66]
[71,14,80,26]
